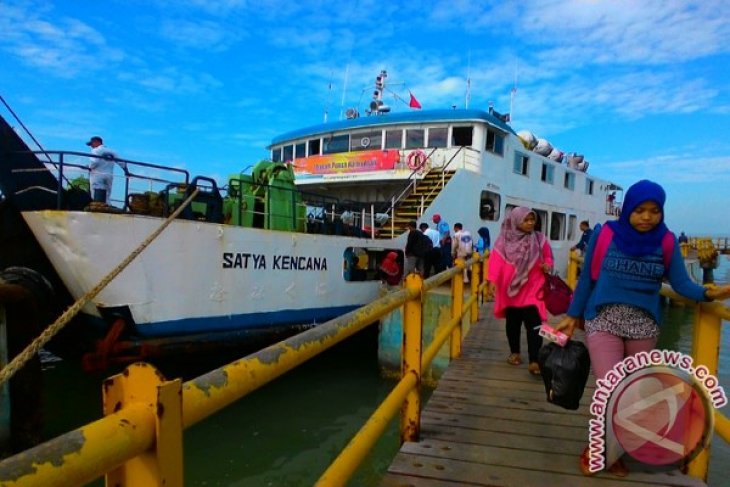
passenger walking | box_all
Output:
[451,223,473,283]
[556,179,730,477]
[475,226,491,254]
[420,222,442,278]
[571,220,593,254]
[432,214,452,269]
[488,207,553,376]
[404,220,427,276]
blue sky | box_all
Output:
[1,0,729,235]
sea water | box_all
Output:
[28,256,730,485]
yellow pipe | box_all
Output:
[567,250,579,289]
[181,287,417,428]
[470,252,480,323]
[422,291,479,370]
[481,250,490,301]
[1,257,492,487]
[0,403,154,487]
[687,306,722,481]
[450,258,464,359]
[715,412,730,444]
[315,372,418,486]
[401,274,422,443]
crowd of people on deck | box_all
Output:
[381,213,490,287]
[382,179,730,479]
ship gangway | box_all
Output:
[380,304,706,487]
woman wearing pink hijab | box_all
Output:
[488,206,553,375]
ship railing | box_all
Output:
[566,250,730,484]
[227,179,390,238]
[22,150,190,210]
[0,253,490,487]
[415,146,481,217]
[377,145,478,225]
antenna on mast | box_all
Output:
[339,64,350,120]
[509,61,517,125]
[324,72,333,123]
[465,51,472,109]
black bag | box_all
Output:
[413,232,433,258]
[537,341,591,410]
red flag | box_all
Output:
[408,91,421,109]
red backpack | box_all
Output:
[590,225,674,280]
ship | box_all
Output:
[0,71,622,369]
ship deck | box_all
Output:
[380,304,706,487]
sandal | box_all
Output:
[579,446,595,476]
[607,458,628,477]
[579,446,628,477]
[528,362,541,375]
[506,353,522,365]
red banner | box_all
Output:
[293,150,399,175]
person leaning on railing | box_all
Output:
[85,135,125,204]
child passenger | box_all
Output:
[556,179,730,477]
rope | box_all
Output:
[0,188,201,387]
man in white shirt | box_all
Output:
[419,222,441,277]
[86,135,123,204]
[451,222,473,283]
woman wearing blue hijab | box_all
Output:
[557,180,730,477]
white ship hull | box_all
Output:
[22,210,393,337]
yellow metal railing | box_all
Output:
[0,253,489,487]
[567,250,730,483]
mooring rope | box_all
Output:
[0,188,200,387]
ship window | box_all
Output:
[486,129,504,155]
[271,146,282,162]
[350,131,383,151]
[532,209,547,233]
[343,247,403,283]
[452,126,473,146]
[550,212,566,240]
[308,139,321,156]
[283,145,294,162]
[295,142,306,159]
[513,152,529,176]
[564,172,575,190]
[428,127,448,148]
[406,129,424,149]
[385,129,402,149]
[480,191,500,221]
[585,178,594,195]
[567,215,577,241]
[323,134,349,154]
[541,163,554,184]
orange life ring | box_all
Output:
[407,150,427,170]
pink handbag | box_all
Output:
[540,273,573,315]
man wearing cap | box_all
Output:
[85,136,122,204]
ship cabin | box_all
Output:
[267,109,623,241]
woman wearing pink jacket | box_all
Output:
[488,206,553,375]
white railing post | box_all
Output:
[370,204,375,239]
[391,197,395,237]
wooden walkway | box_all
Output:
[380,305,706,487]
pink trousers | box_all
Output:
[584,331,657,383]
